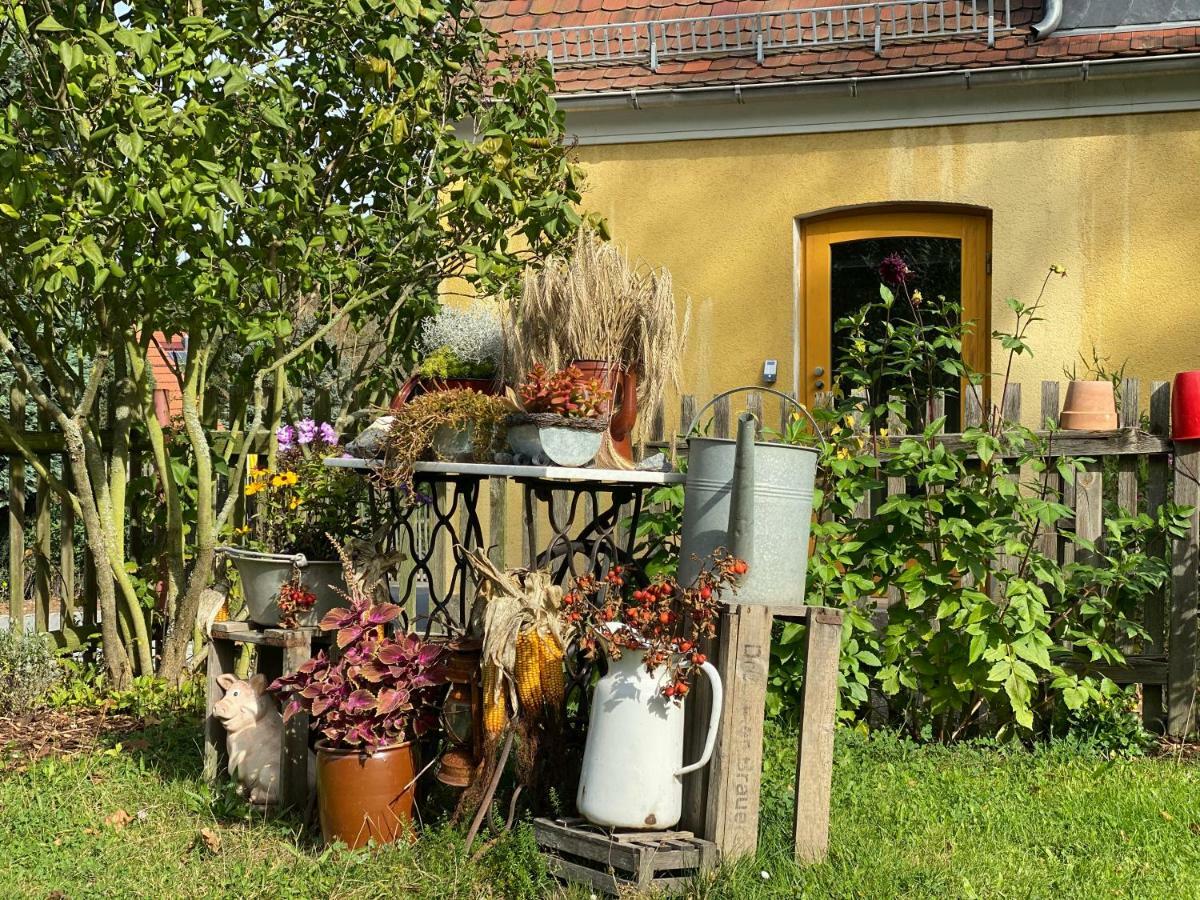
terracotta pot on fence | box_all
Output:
[1059,381,1118,431]
[569,359,638,460]
[316,740,418,848]
[1172,371,1200,440]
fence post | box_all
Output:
[1169,439,1200,737]
[1144,382,1171,729]
[9,385,26,631]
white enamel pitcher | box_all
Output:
[576,631,723,830]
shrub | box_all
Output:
[0,630,61,716]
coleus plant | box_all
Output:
[270,596,448,751]
[562,550,746,701]
[519,364,611,419]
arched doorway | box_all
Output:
[797,205,991,430]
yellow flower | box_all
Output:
[912,290,923,305]
[878,428,889,438]
[271,471,299,488]
[836,447,851,460]
[235,526,250,536]
[250,467,268,477]
[289,497,302,510]
[244,481,263,496]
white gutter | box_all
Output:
[1030,0,1063,40]
[552,53,1200,111]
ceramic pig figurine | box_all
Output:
[212,673,311,805]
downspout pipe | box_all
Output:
[1031,0,1063,40]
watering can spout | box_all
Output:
[728,412,757,568]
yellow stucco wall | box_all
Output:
[575,111,1200,423]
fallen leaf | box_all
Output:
[123,739,150,752]
[1160,810,1175,823]
[198,827,222,854]
[103,809,133,830]
[136,809,149,822]
[1190,822,1200,836]
[47,891,67,900]
[81,828,98,837]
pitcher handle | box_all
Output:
[684,386,827,449]
[676,660,723,776]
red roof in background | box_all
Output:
[477,1,1200,94]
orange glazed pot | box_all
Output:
[1059,380,1118,431]
[570,359,638,460]
[316,740,417,848]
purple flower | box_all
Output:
[296,418,317,445]
[879,253,912,287]
[319,422,339,445]
[276,424,295,450]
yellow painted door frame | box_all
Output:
[797,207,991,413]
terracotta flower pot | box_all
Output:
[316,740,417,848]
[1172,371,1200,440]
[569,359,638,460]
[1059,380,1117,431]
[389,375,501,410]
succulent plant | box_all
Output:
[519,364,611,419]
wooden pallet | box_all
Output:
[533,817,719,896]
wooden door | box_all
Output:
[800,208,990,429]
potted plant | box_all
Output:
[223,420,376,627]
[503,226,690,459]
[270,554,448,848]
[1060,348,1123,430]
[392,302,504,409]
[561,551,745,829]
[379,388,512,495]
[507,364,612,467]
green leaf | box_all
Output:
[36,14,69,32]
[0,203,18,219]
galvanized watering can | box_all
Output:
[679,388,823,608]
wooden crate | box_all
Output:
[534,817,719,896]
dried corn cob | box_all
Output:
[515,629,545,715]
[482,661,507,736]
[536,631,565,709]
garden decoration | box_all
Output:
[1171,370,1200,440]
[211,672,313,806]
[435,639,485,789]
[379,389,513,496]
[564,553,743,830]
[503,226,690,458]
[678,388,822,604]
[507,364,611,466]
[392,302,505,408]
[222,421,374,627]
[459,550,568,831]
[270,544,448,848]
[1059,380,1118,430]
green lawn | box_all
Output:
[1,715,1198,899]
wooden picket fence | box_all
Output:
[4,377,1199,736]
[654,378,1199,738]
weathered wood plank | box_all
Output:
[744,392,763,437]
[9,385,26,630]
[34,418,51,634]
[1143,381,1170,728]
[280,641,314,810]
[1169,440,1200,737]
[1074,460,1104,566]
[1059,654,1168,685]
[203,638,237,784]
[1117,378,1140,513]
[793,608,842,863]
[710,394,731,440]
[1036,382,1062,562]
[704,603,773,859]
[488,479,507,569]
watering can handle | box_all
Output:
[684,386,826,448]
[676,661,723,777]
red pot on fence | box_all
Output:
[1172,371,1200,441]
[389,375,502,410]
[569,359,638,461]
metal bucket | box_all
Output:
[220,547,349,627]
[678,388,822,609]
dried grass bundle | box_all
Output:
[503,227,690,436]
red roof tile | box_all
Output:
[477,1,1200,94]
